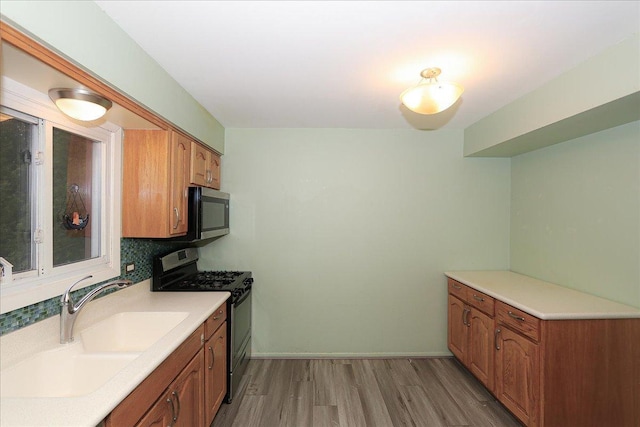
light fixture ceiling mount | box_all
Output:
[48,88,112,121]
[419,67,442,79]
[400,67,464,115]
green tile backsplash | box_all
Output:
[0,238,189,335]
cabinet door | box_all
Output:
[208,151,221,190]
[135,392,175,427]
[190,142,208,187]
[172,349,205,427]
[122,130,171,238]
[468,307,494,391]
[205,322,227,425]
[495,326,539,426]
[170,132,190,235]
[135,351,204,427]
[448,294,468,364]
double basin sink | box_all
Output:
[0,311,188,398]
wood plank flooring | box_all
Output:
[212,357,522,427]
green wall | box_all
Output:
[511,121,640,308]
[198,128,511,356]
[1,1,225,153]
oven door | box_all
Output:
[200,187,230,239]
[229,291,251,402]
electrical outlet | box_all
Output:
[125,263,135,273]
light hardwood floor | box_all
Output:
[212,357,522,427]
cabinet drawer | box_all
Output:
[205,304,227,340]
[466,288,495,316]
[495,301,540,342]
[448,278,468,300]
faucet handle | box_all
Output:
[61,275,93,304]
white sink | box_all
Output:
[80,311,189,352]
[0,343,138,398]
[0,311,188,398]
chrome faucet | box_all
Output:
[60,275,133,344]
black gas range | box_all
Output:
[152,248,253,403]
[152,248,252,304]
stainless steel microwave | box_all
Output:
[170,187,229,242]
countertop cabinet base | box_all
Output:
[105,307,229,427]
[447,277,640,427]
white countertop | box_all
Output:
[0,280,229,427]
[445,270,640,320]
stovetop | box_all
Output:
[152,248,253,303]
[174,271,252,291]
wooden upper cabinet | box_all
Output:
[190,141,208,187]
[189,141,221,190]
[122,130,190,238]
[208,151,221,190]
[170,132,190,235]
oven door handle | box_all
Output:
[233,290,251,306]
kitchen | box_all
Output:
[1,1,639,427]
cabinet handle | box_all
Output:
[452,283,462,290]
[172,390,181,421]
[173,207,180,229]
[495,328,501,350]
[462,307,469,326]
[472,294,484,302]
[208,345,214,370]
[507,311,525,321]
[167,396,176,424]
[465,308,471,327]
[213,309,223,320]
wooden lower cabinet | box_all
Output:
[447,282,495,392]
[448,277,640,427]
[494,325,539,426]
[137,350,205,427]
[468,307,494,391]
[105,308,229,427]
[205,321,227,425]
[447,294,468,362]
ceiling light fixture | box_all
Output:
[400,68,464,115]
[48,88,112,121]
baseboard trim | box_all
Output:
[250,351,453,359]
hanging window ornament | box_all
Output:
[62,184,90,230]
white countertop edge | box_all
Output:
[445,270,640,320]
[0,280,230,427]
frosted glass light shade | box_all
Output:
[49,88,112,121]
[400,81,464,115]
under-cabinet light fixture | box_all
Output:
[49,88,112,121]
[400,67,464,115]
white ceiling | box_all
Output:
[94,1,640,130]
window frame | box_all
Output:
[0,77,121,314]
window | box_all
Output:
[0,109,37,275]
[0,78,121,314]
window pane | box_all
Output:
[0,111,36,274]
[52,127,101,267]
